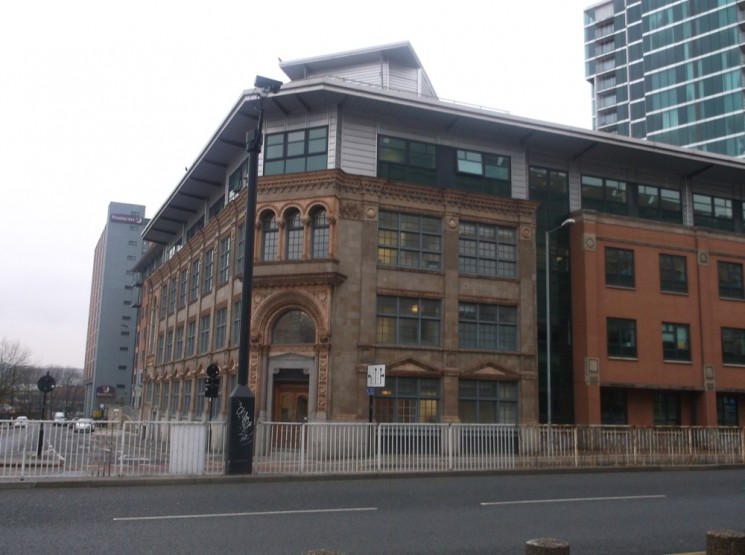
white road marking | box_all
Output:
[114,506,378,522]
[481,494,666,506]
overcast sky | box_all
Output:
[0,0,593,369]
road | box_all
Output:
[1,468,744,554]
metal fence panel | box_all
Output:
[1,420,743,481]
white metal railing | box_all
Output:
[1,421,743,481]
[0,419,226,481]
[253,424,745,475]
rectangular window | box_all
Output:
[377,135,437,186]
[264,127,328,176]
[218,236,231,285]
[214,307,228,350]
[718,261,744,299]
[653,392,680,425]
[722,328,745,365]
[235,222,245,275]
[459,221,517,278]
[189,260,200,302]
[377,211,442,270]
[186,320,196,357]
[376,296,441,347]
[199,314,211,354]
[311,208,329,259]
[165,330,174,363]
[659,254,687,293]
[168,277,177,315]
[455,149,511,197]
[182,380,192,418]
[156,334,165,364]
[607,318,637,358]
[208,196,224,221]
[231,300,242,346]
[196,379,206,417]
[159,285,168,319]
[693,194,734,231]
[174,326,184,360]
[458,303,517,351]
[600,389,628,425]
[171,381,180,417]
[458,380,517,424]
[581,175,628,215]
[203,249,214,294]
[373,377,440,423]
[178,268,188,309]
[186,217,204,241]
[285,211,304,260]
[636,185,682,223]
[717,394,738,426]
[228,160,246,199]
[662,322,690,361]
[605,247,635,288]
[162,382,170,411]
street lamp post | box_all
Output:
[226,76,282,475]
[545,217,575,437]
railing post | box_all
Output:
[300,423,306,474]
[574,427,579,467]
[376,423,381,472]
[447,424,453,470]
[118,422,126,476]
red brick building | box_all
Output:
[571,211,745,426]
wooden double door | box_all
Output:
[273,383,308,423]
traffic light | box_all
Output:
[205,364,220,398]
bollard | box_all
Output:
[706,529,745,555]
[525,538,570,555]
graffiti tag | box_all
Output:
[235,401,254,447]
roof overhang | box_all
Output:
[142,76,745,246]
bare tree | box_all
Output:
[0,338,32,418]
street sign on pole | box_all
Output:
[367,365,385,388]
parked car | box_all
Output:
[73,418,95,433]
[13,416,28,428]
[52,412,66,426]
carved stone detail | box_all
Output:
[340,202,363,220]
[584,357,600,385]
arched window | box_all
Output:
[272,310,315,344]
[261,212,278,261]
[285,208,303,260]
[311,206,329,259]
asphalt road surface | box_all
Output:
[1,468,744,554]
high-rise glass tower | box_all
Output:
[584,0,745,158]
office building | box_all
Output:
[83,202,147,417]
[133,42,745,428]
[584,0,745,158]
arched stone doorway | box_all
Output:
[263,309,317,423]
